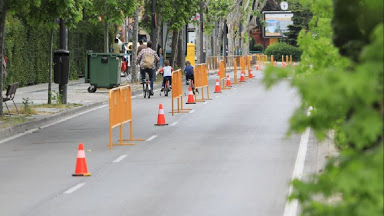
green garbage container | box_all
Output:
[85,51,122,93]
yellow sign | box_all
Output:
[186,43,195,67]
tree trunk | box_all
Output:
[48,26,54,104]
[170,30,180,67]
[0,0,7,116]
[163,24,170,60]
[104,19,109,53]
[215,19,224,56]
[131,7,139,82]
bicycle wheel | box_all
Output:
[143,83,147,98]
[146,83,151,99]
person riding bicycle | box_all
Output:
[184,61,194,85]
[158,59,173,92]
[136,41,159,95]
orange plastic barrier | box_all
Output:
[194,64,212,102]
[233,57,239,84]
[109,85,144,150]
[171,69,191,116]
[219,60,230,90]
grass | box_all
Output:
[0,115,31,128]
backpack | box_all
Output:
[142,53,154,69]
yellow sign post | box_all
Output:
[186,43,195,67]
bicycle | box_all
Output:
[160,76,171,97]
[186,78,198,95]
[142,78,152,99]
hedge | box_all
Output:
[4,15,107,89]
[265,42,302,61]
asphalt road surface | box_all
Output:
[0,70,316,216]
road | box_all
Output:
[0,70,316,216]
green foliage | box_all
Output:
[21,97,34,114]
[283,0,312,47]
[265,42,302,61]
[263,0,383,214]
[205,0,232,34]
[50,90,63,105]
[332,0,383,62]
[4,15,105,89]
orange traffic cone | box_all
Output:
[214,79,222,93]
[217,67,220,76]
[73,143,91,176]
[226,75,232,87]
[256,64,260,70]
[186,86,196,104]
[239,71,245,82]
[249,70,254,78]
[155,104,168,126]
[274,61,277,67]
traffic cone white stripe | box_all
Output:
[159,109,164,115]
[77,150,85,158]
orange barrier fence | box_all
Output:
[219,60,231,90]
[194,64,212,102]
[233,57,238,84]
[109,85,144,150]
[171,69,191,115]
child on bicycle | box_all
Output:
[184,61,194,85]
[158,60,173,91]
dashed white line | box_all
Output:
[215,96,221,98]
[170,122,179,126]
[64,183,86,194]
[113,155,127,163]
[146,135,158,141]
[203,102,209,104]
[189,110,196,113]
[131,96,137,99]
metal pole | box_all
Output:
[200,1,204,63]
[59,19,68,104]
[151,0,156,47]
[223,20,227,63]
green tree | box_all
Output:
[0,0,88,115]
[283,0,312,47]
[86,0,138,52]
[263,0,383,215]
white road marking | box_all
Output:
[0,104,107,145]
[131,96,137,99]
[113,155,127,163]
[146,135,158,141]
[189,110,195,113]
[203,102,209,104]
[170,122,179,126]
[64,183,86,194]
[215,96,221,98]
[283,107,313,216]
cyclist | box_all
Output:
[158,59,173,92]
[136,41,159,95]
[184,61,194,85]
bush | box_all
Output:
[265,42,302,61]
[254,44,264,52]
[4,15,105,89]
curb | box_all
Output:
[0,102,106,140]
[0,83,163,141]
